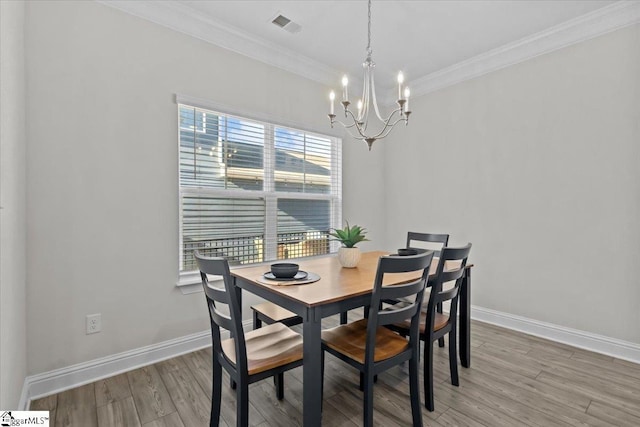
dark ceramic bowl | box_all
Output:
[270,263,300,278]
[397,248,419,256]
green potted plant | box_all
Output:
[329,221,369,268]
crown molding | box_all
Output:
[98,1,639,99]
[411,1,640,97]
[97,0,339,87]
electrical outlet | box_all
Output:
[86,313,102,334]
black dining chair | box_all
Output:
[195,251,304,427]
[321,251,434,427]
[388,243,471,412]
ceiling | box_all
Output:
[101,0,638,97]
[178,1,613,85]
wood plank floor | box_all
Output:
[30,314,640,426]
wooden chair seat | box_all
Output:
[321,318,409,364]
[395,312,449,335]
[251,302,301,328]
[221,322,303,375]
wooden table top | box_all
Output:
[231,251,469,308]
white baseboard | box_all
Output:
[471,305,640,364]
[21,309,640,410]
[21,319,253,410]
[22,330,211,409]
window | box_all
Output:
[178,104,342,275]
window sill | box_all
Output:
[177,271,203,287]
[176,262,271,293]
[176,253,337,294]
[176,271,223,295]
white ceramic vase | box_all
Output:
[338,247,361,268]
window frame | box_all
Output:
[176,95,342,287]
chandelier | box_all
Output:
[327,0,411,151]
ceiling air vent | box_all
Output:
[271,13,301,34]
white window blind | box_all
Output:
[178,104,342,274]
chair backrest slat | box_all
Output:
[200,272,229,304]
[377,303,418,326]
[378,253,434,273]
[439,268,465,286]
[378,279,424,302]
[406,232,450,256]
[209,305,233,331]
[437,245,469,262]
[433,284,461,305]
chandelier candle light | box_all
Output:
[327,0,411,150]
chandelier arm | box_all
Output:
[343,118,403,142]
[361,103,369,133]
[345,131,367,141]
[343,107,360,126]
[361,66,370,123]
[344,108,372,140]
[333,108,363,132]
[342,107,382,141]
[342,122,367,141]
[348,115,407,145]
[368,112,406,139]
[379,107,404,127]
[374,117,408,140]
[331,116,358,130]
[336,105,407,140]
[370,72,386,122]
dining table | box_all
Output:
[231,250,473,427]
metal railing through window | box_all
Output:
[182,231,331,271]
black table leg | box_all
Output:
[303,310,322,427]
[459,268,471,368]
[340,311,348,324]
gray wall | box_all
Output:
[0,0,28,408]
[18,0,639,382]
[382,24,640,344]
[24,0,384,375]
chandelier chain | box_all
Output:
[367,0,372,56]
